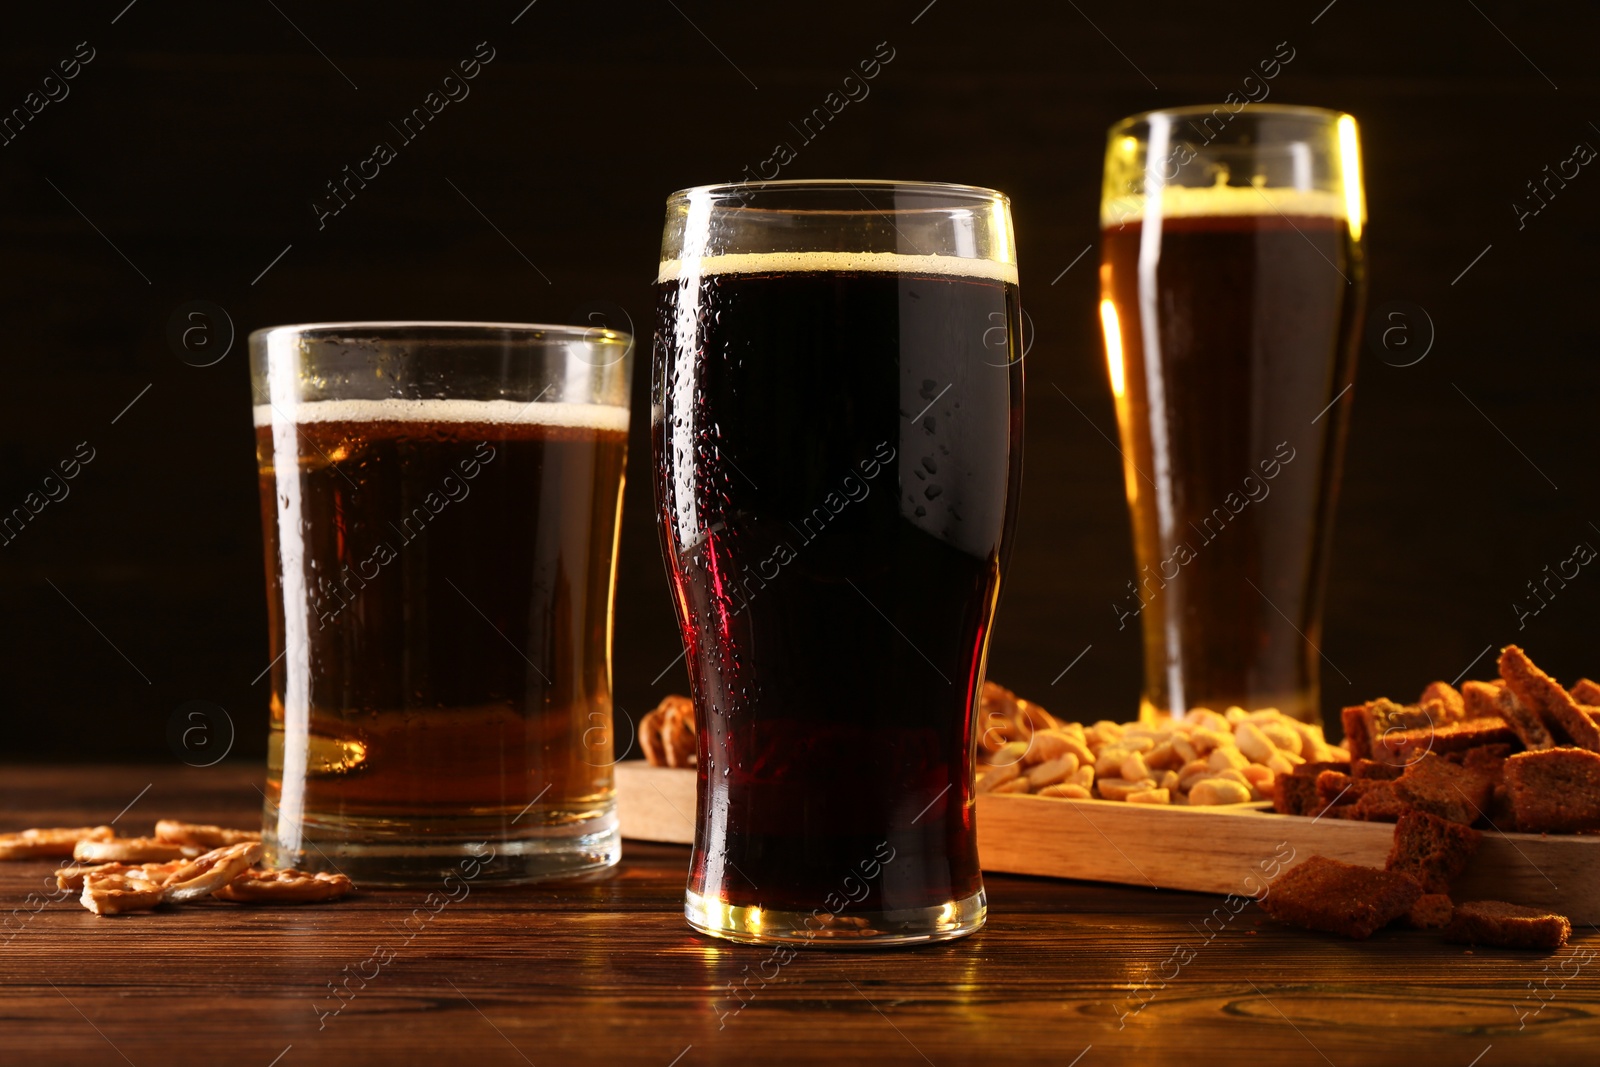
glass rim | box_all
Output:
[1109,103,1351,135]
[247,320,630,345]
[665,178,1010,207]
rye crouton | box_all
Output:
[1444,900,1570,950]
[1385,810,1482,893]
[1258,856,1421,940]
[1393,753,1494,826]
[1499,645,1600,752]
[1502,747,1600,833]
[1405,893,1455,930]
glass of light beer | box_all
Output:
[653,180,1024,945]
[1099,105,1367,725]
[249,322,631,885]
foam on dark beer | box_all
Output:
[656,250,1019,285]
[251,398,629,432]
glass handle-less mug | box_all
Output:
[249,321,632,885]
[1099,105,1368,725]
[652,180,1024,945]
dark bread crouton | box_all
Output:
[1499,645,1600,752]
[1444,900,1570,950]
[1393,753,1494,826]
[1385,810,1481,893]
[1258,856,1421,940]
[1405,893,1455,930]
[1503,747,1600,833]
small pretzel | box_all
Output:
[640,694,697,768]
[161,842,264,903]
[79,842,262,916]
[56,860,186,892]
[80,871,168,915]
[214,868,354,903]
[0,825,114,860]
[73,837,198,863]
[154,820,261,849]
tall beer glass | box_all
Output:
[1100,105,1367,725]
[250,322,631,885]
[653,181,1023,945]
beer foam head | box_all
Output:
[657,250,1019,286]
[251,397,630,432]
[1102,183,1349,227]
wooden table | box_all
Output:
[3,766,1595,1066]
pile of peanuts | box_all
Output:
[976,704,1350,806]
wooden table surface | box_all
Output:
[3,765,1596,1067]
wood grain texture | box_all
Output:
[617,763,1600,922]
[5,765,1592,1067]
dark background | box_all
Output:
[2,1,1595,761]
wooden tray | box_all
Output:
[615,762,1600,922]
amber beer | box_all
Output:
[652,180,1023,945]
[1099,106,1367,724]
[250,323,631,884]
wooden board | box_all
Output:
[616,762,1600,922]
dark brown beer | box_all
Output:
[255,401,628,837]
[1100,205,1363,723]
[653,253,1023,926]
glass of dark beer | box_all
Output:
[652,181,1023,945]
[249,322,631,885]
[1099,105,1367,725]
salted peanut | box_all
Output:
[1120,752,1151,782]
[990,740,1030,767]
[1327,745,1350,762]
[74,838,197,863]
[1089,721,1124,747]
[1171,735,1198,764]
[1185,709,1230,733]
[1210,767,1253,790]
[1024,730,1070,765]
[1144,740,1180,771]
[1060,736,1096,766]
[992,776,1033,795]
[214,868,354,903]
[976,761,1020,793]
[0,825,114,860]
[1126,788,1171,805]
[1095,749,1130,777]
[1069,765,1095,790]
[1026,756,1077,788]
[1234,722,1277,763]
[1178,766,1215,794]
[1191,728,1231,754]
[1188,779,1252,806]
[1266,750,1307,777]
[1039,783,1093,800]
[1178,757,1211,780]
[1208,746,1250,773]
[153,820,260,849]
[1099,777,1157,801]
[1240,763,1276,794]
[1257,722,1302,756]
[1157,769,1180,792]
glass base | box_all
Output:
[684,886,986,947]
[262,799,620,887]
